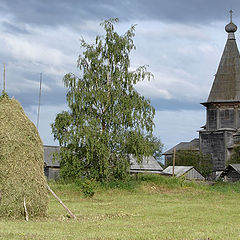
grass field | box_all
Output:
[1,175,240,240]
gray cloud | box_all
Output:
[1,0,240,30]
[127,0,240,23]
[0,0,237,147]
[2,22,29,34]
[0,0,117,27]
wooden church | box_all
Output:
[200,11,240,171]
[164,12,240,172]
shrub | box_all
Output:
[77,179,96,198]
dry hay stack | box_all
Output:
[0,96,48,218]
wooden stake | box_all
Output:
[172,148,176,177]
[23,197,29,222]
[47,185,77,220]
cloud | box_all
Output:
[0,0,236,149]
[0,21,80,106]
[1,0,240,29]
[11,78,50,94]
[0,15,228,114]
[2,21,29,34]
[130,20,226,110]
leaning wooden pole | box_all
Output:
[47,185,77,220]
[172,148,176,177]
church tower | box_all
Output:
[200,11,240,171]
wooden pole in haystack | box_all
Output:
[172,147,176,177]
[23,197,29,221]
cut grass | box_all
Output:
[1,175,240,240]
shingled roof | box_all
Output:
[129,155,163,173]
[162,166,205,180]
[206,17,240,103]
[162,138,199,155]
[221,163,240,175]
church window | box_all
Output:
[209,110,216,121]
[224,110,230,120]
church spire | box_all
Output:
[225,10,237,40]
[205,11,240,104]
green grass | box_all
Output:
[1,175,240,240]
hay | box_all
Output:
[0,96,48,218]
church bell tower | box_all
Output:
[200,11,240,171]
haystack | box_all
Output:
[0,95,48,218]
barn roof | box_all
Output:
[204,16,240,104]
[129,155,163,172]
[162,166,194,177]
[230,164,240,173]
[162,138,199,155]
[221,164,240,176]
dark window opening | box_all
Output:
[224,110,230,120]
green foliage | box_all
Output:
[137,173,189,188]
[210,180,240,193]
[100,177,139,191]
[150,136,164,162]
[49,174,240,195]
[175,150,213,177]
[52,18,159,181]
[228,146,240,165]
[76,179,96,198]
[124,132,163,163]
[50,174,202,194]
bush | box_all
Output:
[77,179,96,198]
[227,146,240,165]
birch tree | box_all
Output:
[51,18,160,181]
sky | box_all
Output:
[1,0,240,151]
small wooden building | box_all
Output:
[162,166,205,180]
[220,164,240,182]
[44,145,60,180]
